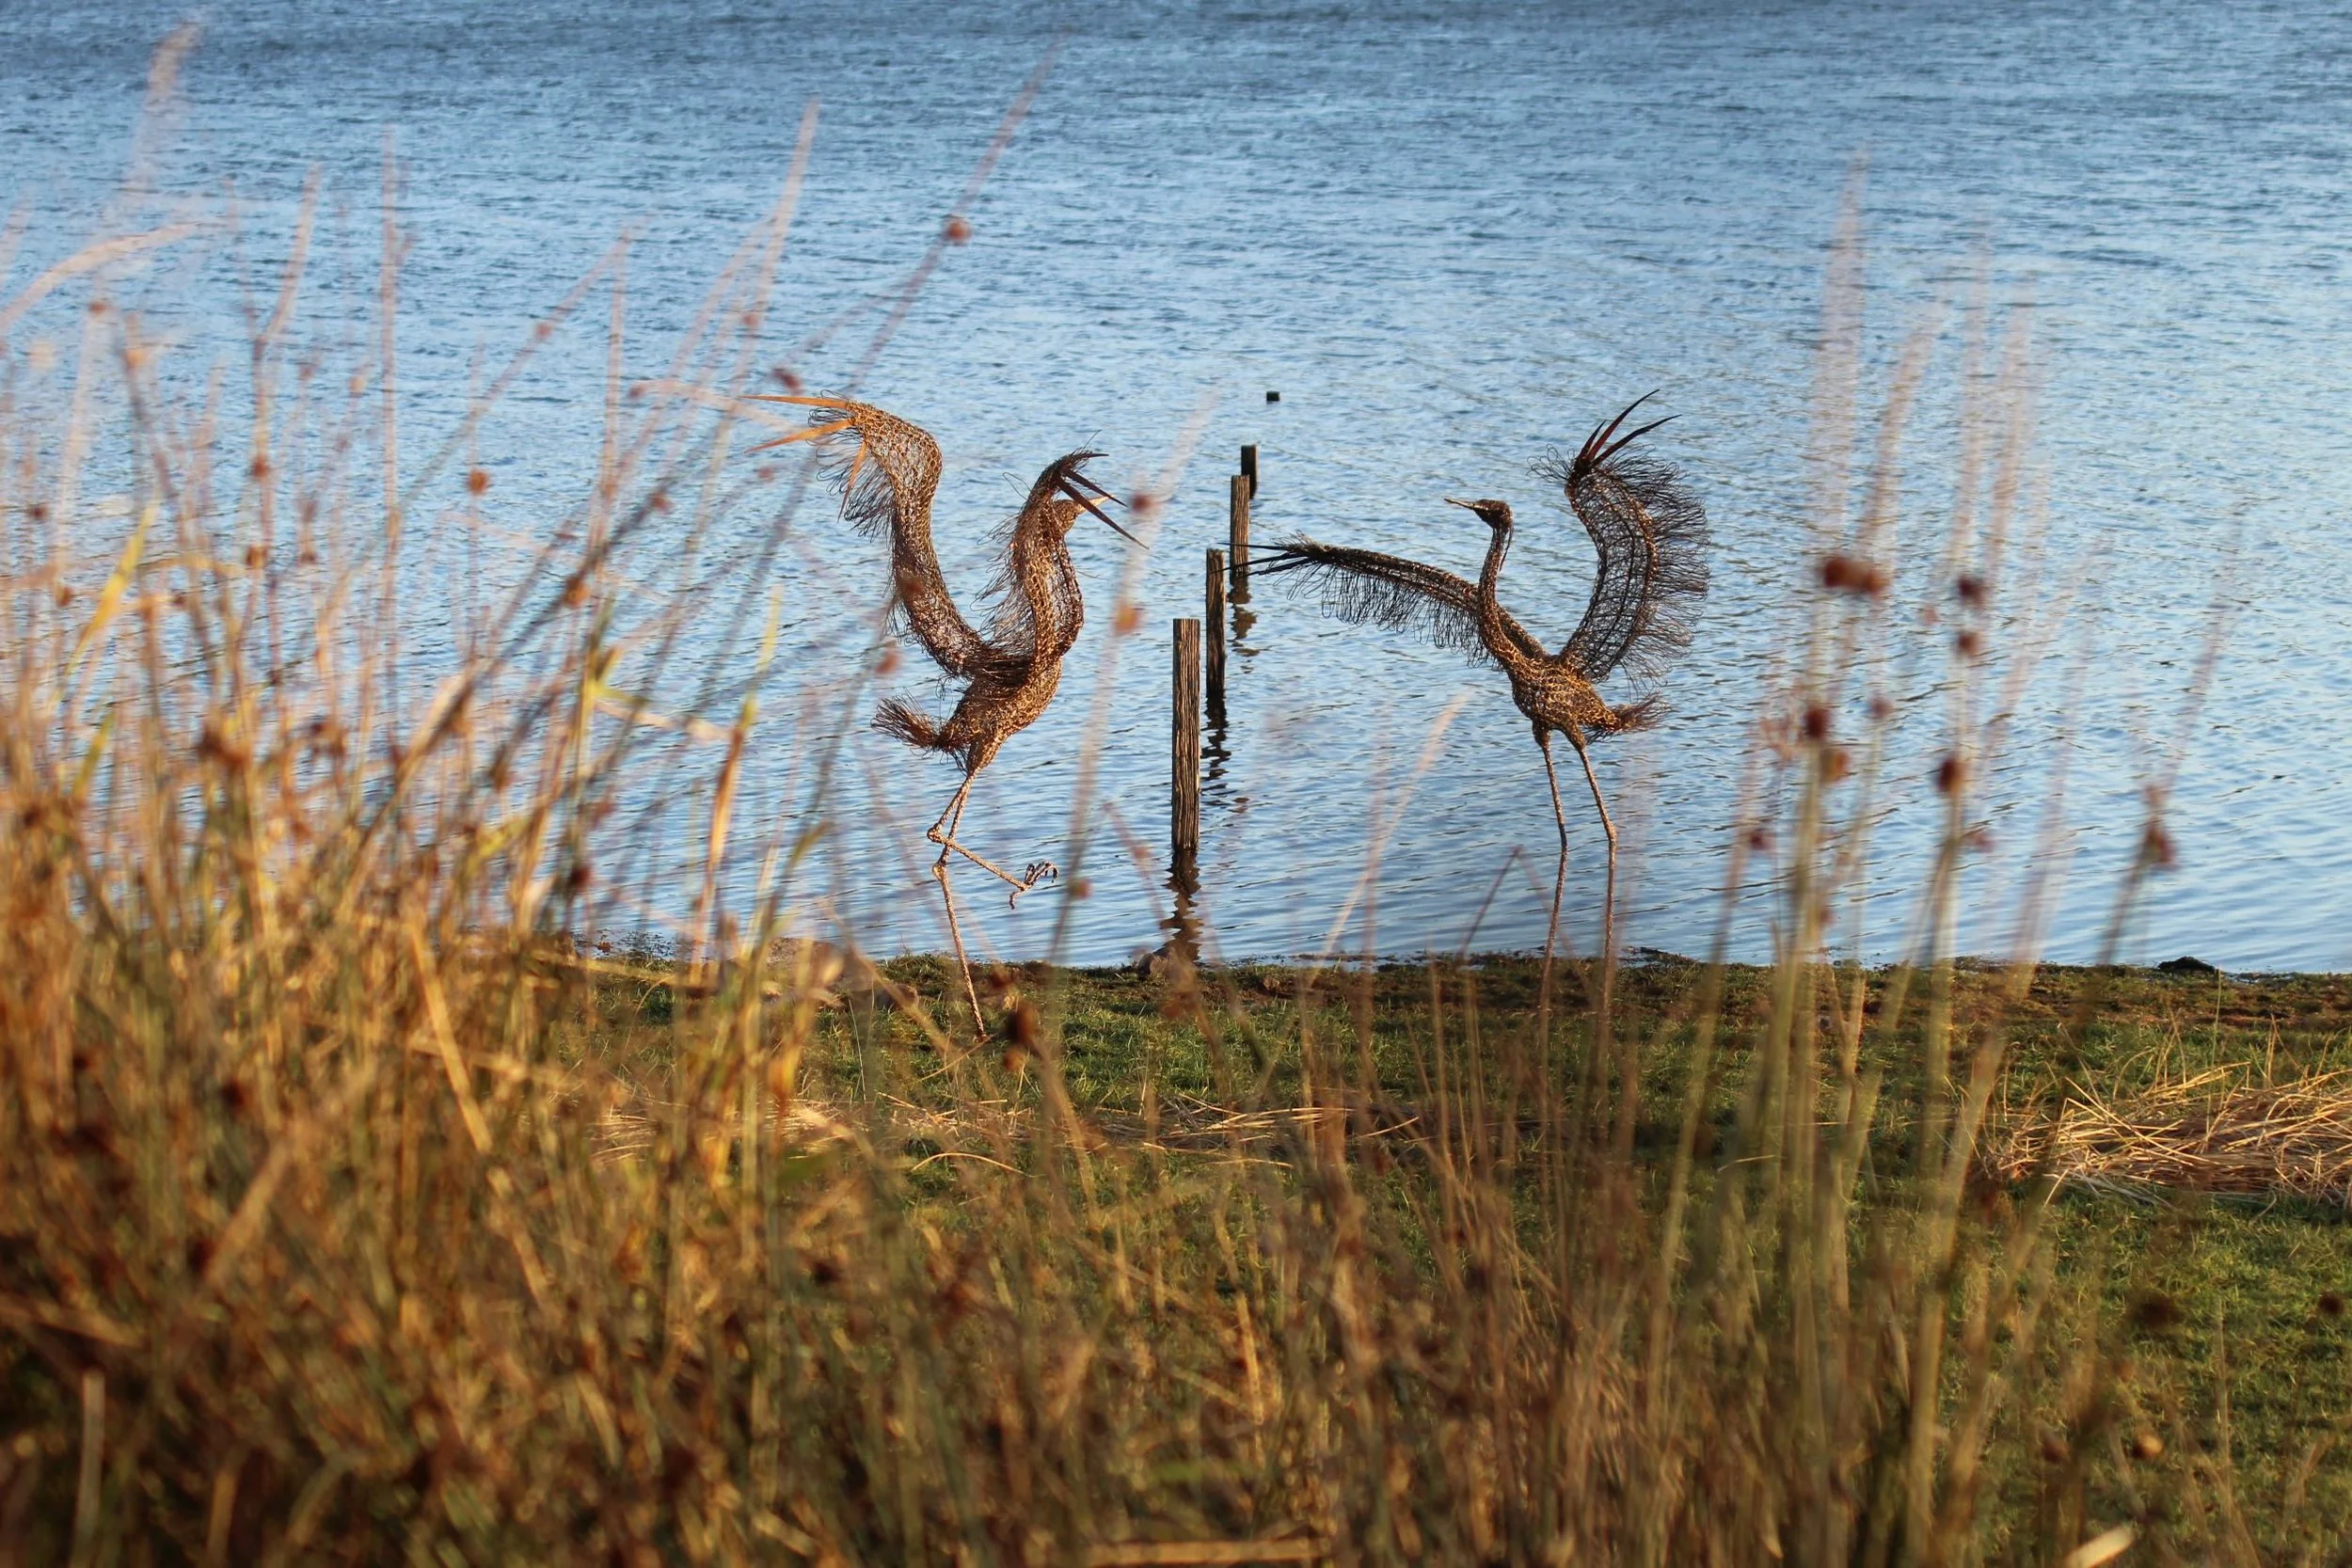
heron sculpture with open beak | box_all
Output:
[750,395,1136,1033]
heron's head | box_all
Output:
[1446,497,1515,531]
[1039,452,1140,545]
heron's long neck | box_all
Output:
[1475,524,1540,678]
[1024,532,1084,657]
[889,492,988,675]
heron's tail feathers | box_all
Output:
[1602,694,1666,734]
[874,699,945,751]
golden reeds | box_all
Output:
[0,35,2333,1566]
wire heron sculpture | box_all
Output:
[1261,395,1708,996]
[751,396,1136,1033]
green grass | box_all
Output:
[563,950,2352,1560]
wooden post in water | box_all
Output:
[1204,549,1227,721]
[1171,618,1200,884]
[1228,473,1251,597]
[1240,444,1259,499]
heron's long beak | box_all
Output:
[1064,479,1142,546]
[1444,497,1477,513]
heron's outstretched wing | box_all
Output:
[1260,540,1544,671]
[752,395,991,677]
[1545,395,1710,682]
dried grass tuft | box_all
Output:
[1992,1067,2352,1205]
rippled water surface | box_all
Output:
[8,0,2348,968]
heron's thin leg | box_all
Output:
[932,858,986,1037]
[928,770,980,863]
[1574,738,1619,949]
[923,772,989,1033]
[930,765,1057,901]
[1541,731,1572,852]
[1576,739,1634,1151]
[1537,730,1569,1044]
[945,841,1057,901]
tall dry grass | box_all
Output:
[0,49,2298,1568]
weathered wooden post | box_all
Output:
[1172,618,1200,883]
[1204,548,1227,721]
[1228,473,1251,598]
[1240,443,1259,499]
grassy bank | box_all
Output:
[7,935,2349,1563]
[800,953,2352,1555]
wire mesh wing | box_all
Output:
[1259,540,1545,671]
[775,397,992,678]
[1544,398,1710,682]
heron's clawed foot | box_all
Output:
[1008,861,1059,908]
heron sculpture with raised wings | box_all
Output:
[753,396,1136,1032]
[1262,396,1708,983]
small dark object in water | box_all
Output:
[2157,955,2218,975]
[1265,389,1280,403]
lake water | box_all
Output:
[7,0,2348,971]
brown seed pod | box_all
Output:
[1820,554,1890,594]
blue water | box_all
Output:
[6,0,2348,970]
